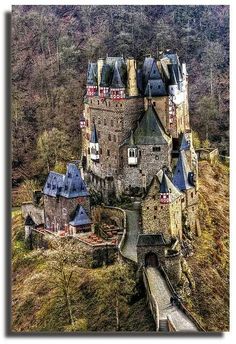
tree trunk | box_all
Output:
[115,296,120,331]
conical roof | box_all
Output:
[173,150,193,191]
[100,64,111,87]
[87,63,97,86]
[160,172,169,193]
[133,105,171,145]
[110,61,125,88]
[69,206,92,226]
[90,123,98,143]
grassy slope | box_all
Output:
[183,160,229,332]
[11,212,155,333]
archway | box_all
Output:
[145,252,159,267]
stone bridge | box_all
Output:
[119,208,204,332]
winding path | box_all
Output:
[145,267,198,332]
[121,209,139,262]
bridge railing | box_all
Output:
[159,266,205,332]
[143,268,160,331]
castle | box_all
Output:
[81,50,199,238]
[22,49,200,287]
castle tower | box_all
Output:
[173,150,198,233]
[86,63,97,96]
[97,58,105,89]
[127,58,139,97]
[90,123,99,162]
[110,61,125,100]
[141,170,183,241]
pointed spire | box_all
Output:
[147,81,152,106]
[129,129,136,147]
[110,61,125,88]
[90,123,98,143]
[160,172,169,193]
[173,150,193,191]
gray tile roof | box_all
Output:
[137,234,166,246]
[100,64,112,87]
[133,105,171,145]
[156,170,182,202]
[180,133,190,151]
[144,79,167,96]
[43,164,89,198]
[69,205,92,226]
[110,61,125,88]
[173,150,194,191]
[87,63,97,86]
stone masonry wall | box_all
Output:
[141,179,183,241]
[120,142,172,193]
[85,96,144,177]
[43,195,90,230]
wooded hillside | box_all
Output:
[12,5,229,185]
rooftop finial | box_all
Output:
[147,82,152,107]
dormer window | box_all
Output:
[128,147,138,166]
[160,193,170,204]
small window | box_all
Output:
[98,100,100,105]
[147,206,149,210]
[158,85,161,89]
[88,147,90,154]
[104,119,107,125]
[153,146,161,152]
[99,148,102,155]
[107,149,110,156]
[154,206,157,210]
[154,215,157,219]
[191,192,194,198]
[108,134,111,141]
[114,135,116,142]
[111,120,114,127]
[153,101,156,106]
[192,207,194,211]
[98,118,101,124]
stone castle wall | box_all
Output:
[141,181,183,241]
[84,96,144,177]
[120,143,172,193]
[43,195,90,230]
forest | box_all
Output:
[11,5,229,193]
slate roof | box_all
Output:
[100,64,112,87]
[156,170,182,201]
[43,164,89,198]
[180,133,190,151]
[173,150,194,191]
[133,105,171,145]
[90,123,98,143]
[87,63,97,86]
[137,234,166,247]
[69,206,92,226]
[25,215,35,226]
[144,79,167,96]
[110,61,125,88]
[168,64,178,86]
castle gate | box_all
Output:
[145,252,159,267]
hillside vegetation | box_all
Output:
[12,5,229,186]
[183,160,229,331]
[11,214,155,333]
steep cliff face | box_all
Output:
[183,160,229,331]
